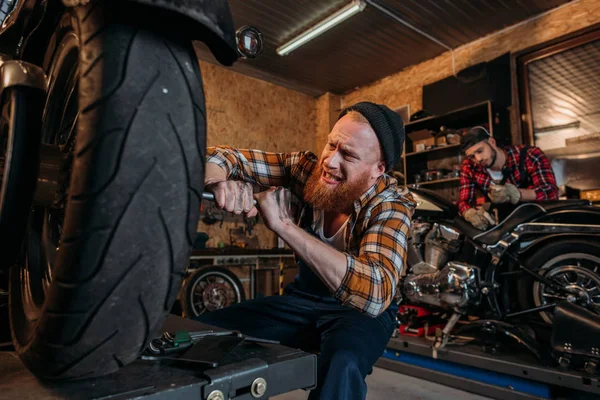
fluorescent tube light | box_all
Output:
[276,0,366,56]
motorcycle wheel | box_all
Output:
[181,266,245,318]
[518,239,600,324]
[9,1,206,380]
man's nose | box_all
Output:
[323,151,341,169]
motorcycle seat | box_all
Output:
[453,200,592,246]
[455,203,548,246]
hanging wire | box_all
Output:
[364,0,457,76]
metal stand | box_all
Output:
[0,315,316,400]
[378,335,600,400]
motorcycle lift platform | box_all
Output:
[377,334,600,400]
[0,315,316,400]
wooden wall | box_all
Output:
[198,59,317,152]
[315,93,341,158]
[195,56,317,248]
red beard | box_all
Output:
[303,163,371,212]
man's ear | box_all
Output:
[373,160,386,178]
[488,137,497,148]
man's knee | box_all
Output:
[322,348,370,377]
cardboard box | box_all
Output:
[408,129,435,152]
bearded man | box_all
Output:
[195,102,414,400]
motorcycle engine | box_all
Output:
[403,222,481,310]
[407,222,461,274]
[402,262,481,310]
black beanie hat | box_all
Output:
[338,101,405,171]
[460,126,491,153]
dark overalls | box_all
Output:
[194,206,398,399]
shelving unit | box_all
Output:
[395,101,510,202]
[404,143,460,157]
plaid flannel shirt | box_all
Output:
[458,145,558,215]
[207,146,415,317]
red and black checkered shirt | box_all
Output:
[458,145,558,215]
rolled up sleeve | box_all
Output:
[333,201,412,317]
[527,147,559,201]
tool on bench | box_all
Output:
[142,329,280,367]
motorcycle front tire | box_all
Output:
[9,1,206,380]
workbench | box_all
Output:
[188,248,296,299]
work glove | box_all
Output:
[463,207,495,231]
[488,183,521,204]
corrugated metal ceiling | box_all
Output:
[195,0,573,97]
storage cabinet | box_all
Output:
[395,101,510,202]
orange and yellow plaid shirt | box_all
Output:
[207,146,415,317]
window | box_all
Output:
[518,28,600,198]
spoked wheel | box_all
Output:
[181,267,245,317]
[9,1,207,380]
[518,240,600,324]
[533,254,600,324]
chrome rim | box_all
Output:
[533,253,600,324]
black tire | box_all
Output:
[181,267,245,318]
[9,1,206,380]
[517,239,600,324]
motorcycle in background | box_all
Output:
[0,0,262,380]
[400,187,600,371]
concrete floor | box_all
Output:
[273,366,491,400]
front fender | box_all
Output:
[70,0,239,66]
[125,0,237,65]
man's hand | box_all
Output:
[488,183,521,204]
[253,186,293,233]
[206,181,258,217]
[463,207,495,231]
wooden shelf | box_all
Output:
[409,177,460,186]
[404,143,460,157]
